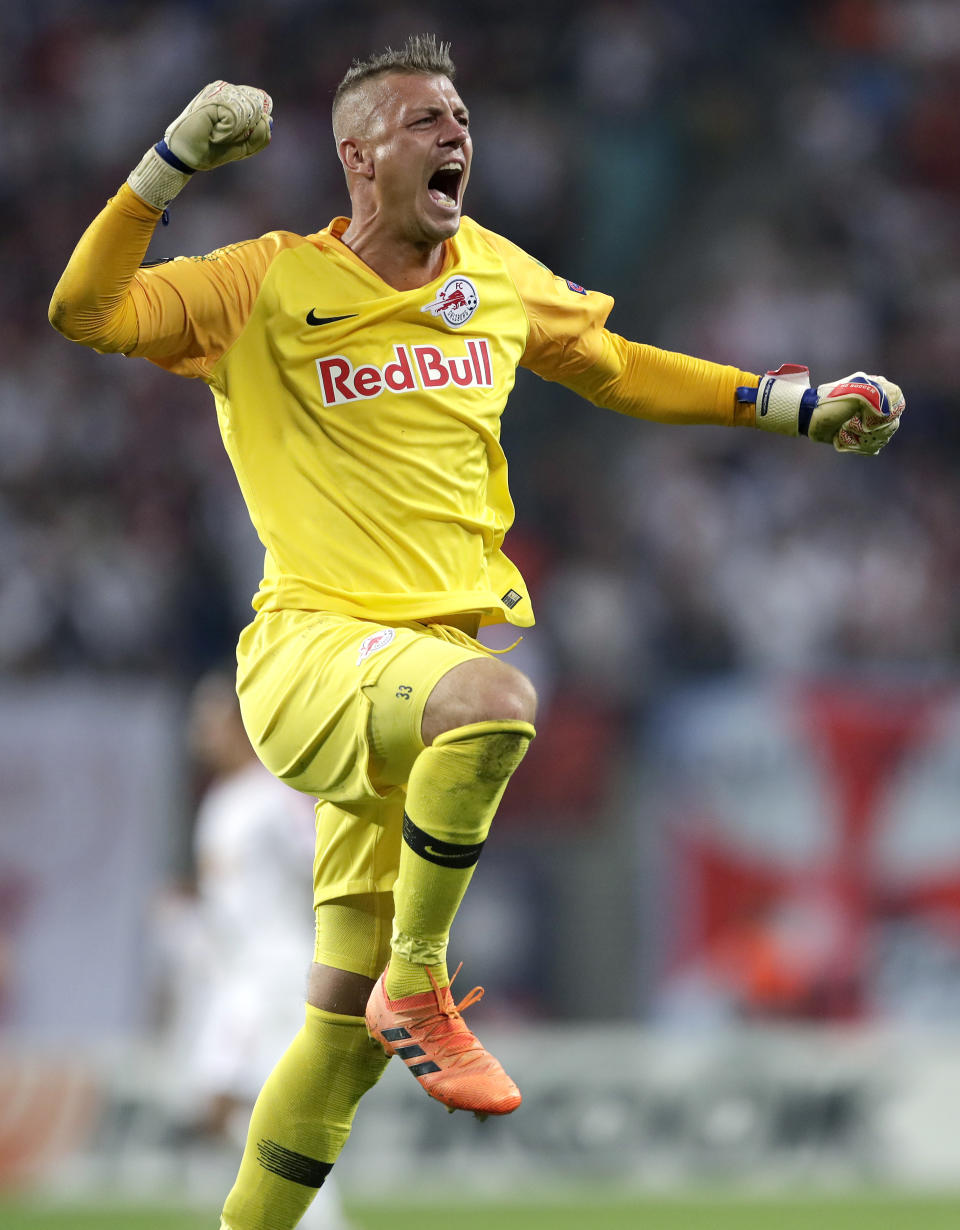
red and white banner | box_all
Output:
[647,680,960,1024]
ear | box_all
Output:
[339,138,373,179]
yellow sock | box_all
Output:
[220,1005,388,1230]
[386,719,535,1000]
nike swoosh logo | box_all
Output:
[424,844,483,861]
[305,310,356,327]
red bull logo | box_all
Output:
[316,339,493,406]
[420,276,479,327]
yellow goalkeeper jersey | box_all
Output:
[54,187,758,627]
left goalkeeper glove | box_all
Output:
[127,81,273,212]
[737,364,905,455]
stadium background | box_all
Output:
[2,0,960,1225]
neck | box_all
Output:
[339,218,448,291]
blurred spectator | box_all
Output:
[154,672,352,1230]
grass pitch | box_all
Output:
[4,1194,960,1230]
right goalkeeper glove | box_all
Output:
[738,364,905,456]
[127,81,273,211]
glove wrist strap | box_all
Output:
[154,139,197,175]
[739,370,818,438]
[126,144,194,211]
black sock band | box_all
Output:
[256,1139,333,1188]
[402,811,485,869]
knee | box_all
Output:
[422,659,537,745]
[480,666,537,726]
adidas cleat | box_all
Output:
[366,963,521,1116]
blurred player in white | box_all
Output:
[186,672,352,1230]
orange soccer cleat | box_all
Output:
[366,963,522,1117]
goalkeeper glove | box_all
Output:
[737,364,905,455]
[127,81,273,211]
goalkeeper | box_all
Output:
[49,38,905,1230]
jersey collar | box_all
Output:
[320,217,459,291]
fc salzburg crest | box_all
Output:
[421,277,478,328]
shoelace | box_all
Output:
[430,961,485,1015]
[396,963,485,1059]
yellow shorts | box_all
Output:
[236,609,491,908]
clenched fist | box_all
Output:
[127,80,273,211]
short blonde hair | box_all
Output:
[332,33,456,133]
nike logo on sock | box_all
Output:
[402,812,486,868]
[305,309,357,326]
[424,843,484,861]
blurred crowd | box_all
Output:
[1,0,958,699]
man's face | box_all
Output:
[357,72,472,245]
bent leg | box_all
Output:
[362,656,537,1115]
[386,656,537,1000]
[224,619,527,1226]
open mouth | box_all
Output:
[427,162,463,210]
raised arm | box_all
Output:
[49,81,273,361]
[49,185,163,353]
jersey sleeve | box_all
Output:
[50,182,302,380]
[127,229,296,379]
[49,183,157,356]
[481,227,760,428]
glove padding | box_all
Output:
[164,80,273,171]
[816,373,904,455]
[127,80,272,211]
[745,364,905,456]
